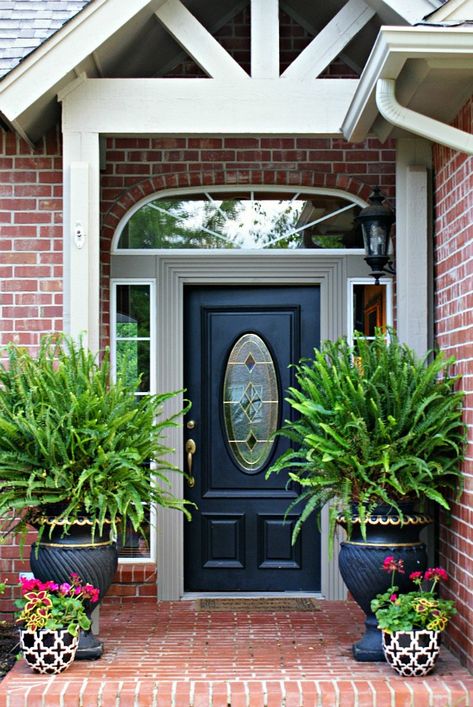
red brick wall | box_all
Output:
[0,128,63,355]
[433,96,473,672]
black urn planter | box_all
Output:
[337,504,431,662]
[30,517,118,661]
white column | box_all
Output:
[396,138,434,563]
[63,130,100,352]
[395,138,432,356]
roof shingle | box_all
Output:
[0,0,91,79]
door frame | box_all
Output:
[155,251,348,600]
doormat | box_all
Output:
[196,597,320,612]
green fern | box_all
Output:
[0,334,193,545]
[266,329,466,553]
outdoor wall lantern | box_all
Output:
[357,187,395,285]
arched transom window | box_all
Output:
[114,188,366,251]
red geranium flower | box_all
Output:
[424,567,448,582]
[409,571,423,582]
[382,556,405,573]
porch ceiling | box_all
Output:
[0,0,444,144]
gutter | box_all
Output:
[375,78,473,155]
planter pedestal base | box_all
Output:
[75,629,103,661]
[352,614,385,662]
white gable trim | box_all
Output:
[0,0,166,124]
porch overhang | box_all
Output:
[342,25,473,151]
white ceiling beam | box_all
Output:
[251,0,279,78]
[155,0,248,79]
[282,0,375,80]
[60,78,358,135]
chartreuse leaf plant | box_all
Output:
[0,334,193,547]
[266,329,466,553]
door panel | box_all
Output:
[184,286,320,591]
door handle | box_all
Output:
[185,439,196,487]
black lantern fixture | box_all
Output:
[357,187,395,285]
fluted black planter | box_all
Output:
[337,504,431,662]
[30,517,118,661]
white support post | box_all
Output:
[63,130,100,352]
[395,138,432,356]
[251,0,279,78]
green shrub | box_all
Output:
[0,334,192,544]
[266,330,466,549]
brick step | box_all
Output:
[1,601,472,706]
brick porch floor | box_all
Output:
[0,600,472,706]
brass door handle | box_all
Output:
[185,439,196,487]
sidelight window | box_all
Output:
[111,280,156,563]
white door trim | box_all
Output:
[156,251,348,600]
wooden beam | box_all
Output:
[61,78,358,135]
[155,0,248,79]
[251,0,279,78]
[282,0,375,80]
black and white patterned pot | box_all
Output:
[382,629,441,677]
[20,628,79,674]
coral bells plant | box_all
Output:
[16,573,99,637]
[371,556,456,634]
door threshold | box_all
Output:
[181,592,324,600]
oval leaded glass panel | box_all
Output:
[223,334,279,473]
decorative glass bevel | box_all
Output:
[223,334,279,473]
[117,191,363,250]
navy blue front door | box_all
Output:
[184,286,321,592]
